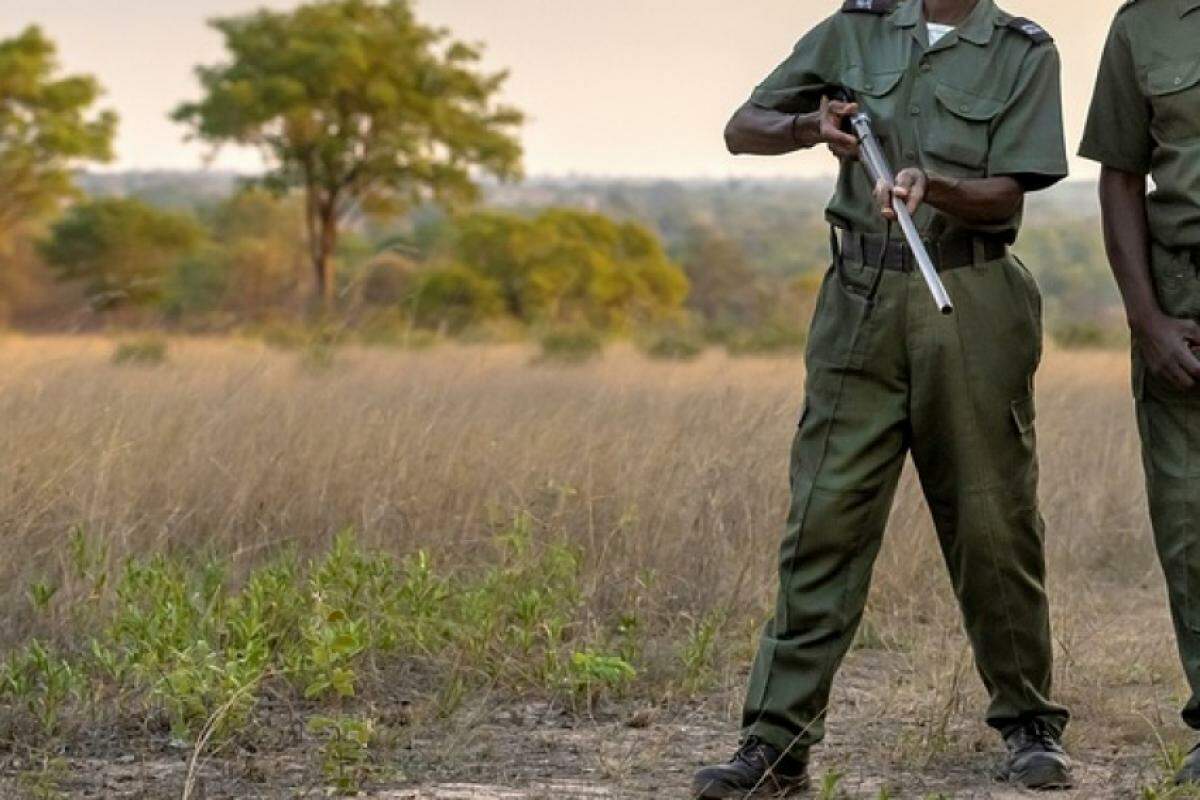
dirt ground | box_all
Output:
[2,645,1181,799]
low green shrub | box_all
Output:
[111,336,169,366]
[536,325,605,364]
[0,518,640,749]
[639,328,705,361]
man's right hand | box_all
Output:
[818,96,860,160]
[1134,311,1200,390]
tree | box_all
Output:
[204,189,308,315]
[677,224,766,325]
[0,27,117,246]
[173,0,523,305]
[40,198,205,309]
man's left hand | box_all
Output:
[875,167,928,221]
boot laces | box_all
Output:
[1017,719,1058,752]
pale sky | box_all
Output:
[4,0,1119,179]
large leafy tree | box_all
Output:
[0,26,117,246]
[173,0,524,305]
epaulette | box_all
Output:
[841,0,897,14]
[1006,17,1054,44]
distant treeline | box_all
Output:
[0,0,1122,350]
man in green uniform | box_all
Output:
[1079,0,1200,786]
[693,0,1074,796]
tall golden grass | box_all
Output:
[0,335,1185,776]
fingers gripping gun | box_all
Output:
[833,88,954,315]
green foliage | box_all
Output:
[568,651,636,700]
[309,714,378,795]
[439,210,689,330]
[111,336,169,366]
[816,770,846,800]
[410,264,505,331]
[639,326,705,361]
[536,325,605,364]
[173,0,523,301]
[0,519,640,746]
[680,610,725,692]
[162,250,228,318]
[204,189,307,315]
[1,640,82,736]
[40,198,205,309]
[0,27,116,245]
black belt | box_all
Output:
[836,229,1008,273]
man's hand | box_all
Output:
[1134,311,1200,390]
[817,96,860,159]
[874,167,928,221]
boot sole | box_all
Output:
[691,776,810,799]
[1005,760,1075,791]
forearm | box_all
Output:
[724,102,820,156]
[923,174,1024,224]
[1098,166,1158,329]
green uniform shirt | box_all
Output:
[750,0,1068,243]
[1079,0,1200,249]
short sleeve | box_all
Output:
[987,44,1069,191]
[749,15,841,114]
[1078,16,1152,175]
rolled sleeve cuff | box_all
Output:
[989,163,1069,192]
[1077,142,1151,176]
[748,83,826,114]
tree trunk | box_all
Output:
[305,191,339,308]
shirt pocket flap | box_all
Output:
[842,67,904,97]
[1147,59,1200,97]
[934,83,1004,122]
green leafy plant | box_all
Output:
[309,714,377,795]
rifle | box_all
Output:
[833,88,954,315]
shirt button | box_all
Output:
[865,82,874,90]
[910,105,921,115]
[905,151,917,161]
[960,104,970,112]
[1175,76,1184,86]
[920,62,932,73]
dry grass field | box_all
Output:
[0,335,1194,798]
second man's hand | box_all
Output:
[1133,311,1200,390]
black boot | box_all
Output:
[1174,742,1200,785]
[692,737,809,799]
[997,720,1074,790]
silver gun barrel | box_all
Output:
[847,112,954,316]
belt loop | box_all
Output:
[971,236,987,271]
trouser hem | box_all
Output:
[743,723,815,760]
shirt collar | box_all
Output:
[891,0,997,46]
[1181,0,1200,17]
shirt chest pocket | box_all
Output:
[924,83,1004,177]
[841,66,904,130]
[1147,59,1200,143]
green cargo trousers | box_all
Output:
[1137,243,1200,729]
[743,242,1070,753]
